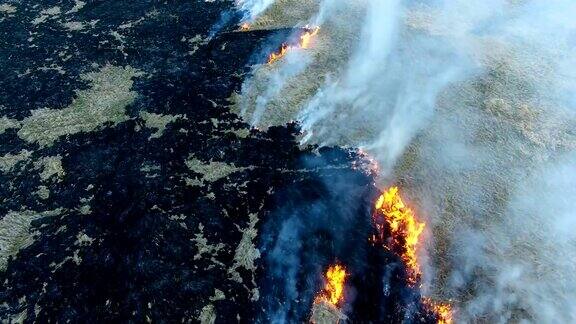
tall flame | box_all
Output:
[373,186,453,322]
[373,186,425,284]
[267,26,320,65]
[316,264,347,306]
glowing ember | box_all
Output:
[373,186,425,284]
[316,264,347,306]
[424,298,453,324]
[267,26,320,64]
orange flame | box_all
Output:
[373,186,425,284]
[424,298,453,324]
[267,26,320,64]
[315,264,347,306]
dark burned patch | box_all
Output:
[256,151,438,323]
[1,0,437,323]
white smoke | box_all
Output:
[238,0,576,321]
[450,153,576,323]
[243,50,312,126]
[298,0,478,173]
[236,0,277,22]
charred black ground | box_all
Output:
[1,0,437,322]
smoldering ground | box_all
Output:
[237,0,576,322]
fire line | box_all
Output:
[424,297,454,324]
[373,186,425,285]
[267,26,320,65]
[372,186,453,323]
[239,22,250,31]
[318,264,347,306]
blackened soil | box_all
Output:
[0,1,439,323]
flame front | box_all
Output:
[373,186,453,322]
[424,298,453,324]
[267,26,320,64]
[316,264,347,306]
[299,26,319,49]
[373,186,425,284]
[268,43,290,65]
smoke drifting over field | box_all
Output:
[237,0,576,322]
[236,0,277,22]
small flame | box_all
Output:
[239,22,250,31]
[373,186,425,284]
[267,26,320,64]
[268,43,290,65]
[424,298,453,324]
[355,149,379,174]
[315,264,347,306]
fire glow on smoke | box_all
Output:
[267,26,320,64]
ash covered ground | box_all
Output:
[0,0,442,323]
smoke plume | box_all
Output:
[238,0,576,322]
[236,0,277,22]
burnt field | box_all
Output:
[0,0,440,322]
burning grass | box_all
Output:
[230,0,364,131]
[310,264,348,324]
[373,186,425,285]
[315,264,347,306]
[372,186,453,323]
[424,298,454,324]
[234,0,576,321]
[267,26,319,65]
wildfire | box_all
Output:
[239,22,250,31]
[267,26,320,65]
[354,149,379,174]
[373,186,425,284]
[424,298,453,324]
[372,186,454,322]
[316,264,347,306]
